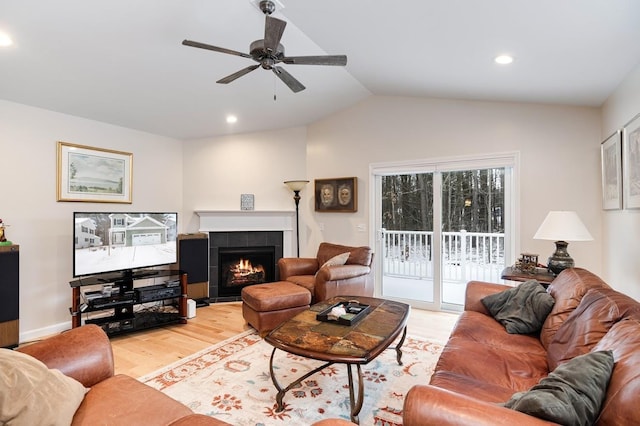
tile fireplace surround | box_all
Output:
[196,210,297,302]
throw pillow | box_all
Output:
[481,280,555,334]
[315,252,350,278]
[320,252,350,269]
[503,350,614,426]
[0,348,88,426]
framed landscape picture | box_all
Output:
[600,131,622,210]
[623,114,640,209]
[315,177,358,212]
[57,141,133,203]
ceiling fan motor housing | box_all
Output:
[250,39,285,69]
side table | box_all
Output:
[501,266,555,287]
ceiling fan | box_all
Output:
[182,0,347,93]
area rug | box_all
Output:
[139,329,443,425]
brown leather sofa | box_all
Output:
[278,242,374,303]
[403,268,640,425]
[16,324,230,426]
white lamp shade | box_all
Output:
[284,180,309,191]
[533,211,593,241]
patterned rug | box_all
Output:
[139,329,443,425]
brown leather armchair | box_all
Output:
[278,242,374,303]
[16,325,229,425]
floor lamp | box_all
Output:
[284,180,309,257]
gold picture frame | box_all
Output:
[314,177,357,212]
[57,141,133,203]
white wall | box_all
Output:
[601,61,640,300]
[181,126,308,232]
[0,100,183,341]
[303,96,603,274]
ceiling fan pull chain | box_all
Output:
[273,73,277,101]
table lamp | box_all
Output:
[533,211,593,275]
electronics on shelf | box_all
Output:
[70,268,189,336]
[135,283,182,303]
[69,211,189,337]
[85,289,135,310]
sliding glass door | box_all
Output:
[372,154,516,311]
[379,173,436,304]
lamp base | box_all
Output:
[547,240,574,275]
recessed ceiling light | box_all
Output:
[226,115,238,124]
[0,32,13,47]
[495,55,514,65]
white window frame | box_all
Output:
[369,151,520,306]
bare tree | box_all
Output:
[382,168,504,233]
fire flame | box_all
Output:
[232,258,264,276]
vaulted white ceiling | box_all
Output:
[1,0,639,140]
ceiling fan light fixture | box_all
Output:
[494,55,514,65]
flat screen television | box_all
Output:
[73,212,178,278]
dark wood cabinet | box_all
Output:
[0,245,19,348]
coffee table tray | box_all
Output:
[316,301,371,326]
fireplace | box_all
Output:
[218,246,275,297]
[208,230,283,302]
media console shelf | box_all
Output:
[69,269,188,336]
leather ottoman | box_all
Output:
[241,281,311,335]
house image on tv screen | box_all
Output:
[108,213,175,246]
[73,213,178,277]
[75,217,103,249]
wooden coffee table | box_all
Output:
[264,296,411,424]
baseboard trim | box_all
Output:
[20,321,72,345]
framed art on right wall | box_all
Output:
[623,114,640,209]
[601,130,622,210]
[314,177,358,212]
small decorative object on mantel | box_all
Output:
[0,218,11,245]
[240,194,255,210]
[515,252,539,274]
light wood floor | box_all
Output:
[110,302,460,378]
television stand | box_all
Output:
[69,269,188,336]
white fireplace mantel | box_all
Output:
[196,210,296,257]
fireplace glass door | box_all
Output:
[218,246,275,297]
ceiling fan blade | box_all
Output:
[182,39,252,59]
[272,66,305,93]
[264,15,287,52]
[281,55,348,66]
[216,65,260,84]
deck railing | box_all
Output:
[381,228,505,283]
